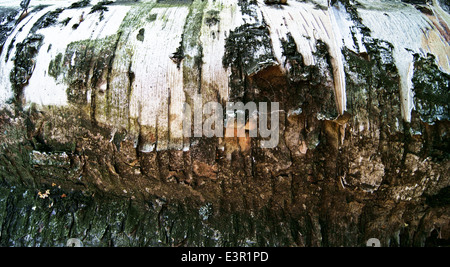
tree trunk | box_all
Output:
[0,0,449,247]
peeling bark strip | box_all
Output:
[0,0,449,247]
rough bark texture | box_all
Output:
[0,0,449,247]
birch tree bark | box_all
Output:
[0,0,448,246]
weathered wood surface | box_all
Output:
[0,0,449,246]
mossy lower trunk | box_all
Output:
[0,0,448,247]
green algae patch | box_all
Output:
[116,1,157,32]
[48,35,119,105]
[179,0,207,106]
[48,53,63,79]
[46,34,123,129]
[155,0,194,7]
[182,0,207,48]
